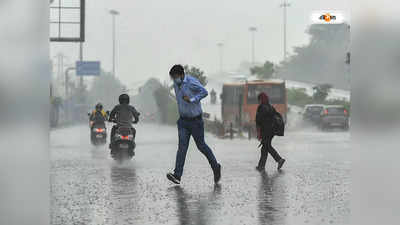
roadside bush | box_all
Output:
[153,85,179,125]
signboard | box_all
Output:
[50,0,85,42]
[76,61,100,76]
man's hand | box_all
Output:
[183,96,191,103]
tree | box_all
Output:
[250,61,275,80]
[88,70,126,110]
[312,83,332,103]
[277,23,350,90]
[153,83,178,125]
[287,88,313,107]
[184,65,207,86]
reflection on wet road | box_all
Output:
[51,124,350,225]
[170,184,221,225]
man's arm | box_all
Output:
[130,106,140,123]
[89,110,96,121]
[188,77,208,103]
[108,106,118,122]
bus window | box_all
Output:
[247,84,285,104]
[222,85,244,105]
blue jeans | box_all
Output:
[174,118,219,178]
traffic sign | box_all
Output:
[76,61,100,76]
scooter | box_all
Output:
[90,123,107,145]
[88,111,109,146]
[109,119,137,162]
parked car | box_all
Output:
[302,104,324,124]
[319,105,349,130]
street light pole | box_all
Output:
[217,42,224,74]
[280,0,291,62]
[109,9,120,77]
[79,42,83,90]
[249,27,257,65]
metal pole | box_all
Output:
[58,0,61,39]
[284,2,287,61]
[238,94,243,134]
[110,10,119,77]
[65,67,75,122]
[252,31,255,64]
[217,43,223,73]
[112,14,116,77]
[280,0,291,62]
[249,27,257,65]
[79,42,83,89]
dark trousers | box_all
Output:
[258,136,282,168]
[174,117,219,178]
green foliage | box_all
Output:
[287,88,313,107]
[153,84,179,125]
[184,65,207,86]
[287,87,350,114]
[250,61,275,80]
[312,84,332,103]
[88,70,126,110]
[166,100,179,125]
[277,23,350,90]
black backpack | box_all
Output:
[272,109,285,136]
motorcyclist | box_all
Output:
[89,103,108,128]
[108,94,140,148]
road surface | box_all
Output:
[51,122,350,225]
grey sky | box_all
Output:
[51,0,349,87]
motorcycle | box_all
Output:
[109,119,137,162]
[88,111,109,146]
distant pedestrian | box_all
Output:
[255,92,286,171]
[210,88,217,104]
[166,64,221,185]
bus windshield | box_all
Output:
[247,84,285,104]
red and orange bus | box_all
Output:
[220,79,287,136]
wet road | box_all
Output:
[50,123,350,225]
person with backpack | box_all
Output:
[255,92,286,171]
[89,103,108,128]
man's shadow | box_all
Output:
[257,170,287,225]
[169,184,222,225]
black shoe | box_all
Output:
[256,166,265,171]
[213,164,221,183]
[167,173,181,184]
[277,159,286,170]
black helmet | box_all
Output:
[119,94,130,104]
[95,103,103,111]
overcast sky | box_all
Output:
[50,0,349,87]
